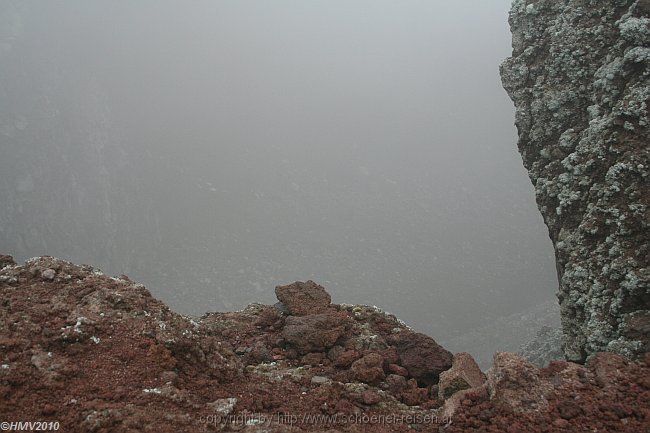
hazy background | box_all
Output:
[0,0,559,363]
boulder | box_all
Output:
[388,330,452,385]
[486,352,551,413]
[275,280,332,316]
[438,352,486,399]
[281,313,346,354]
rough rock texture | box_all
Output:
[438,352,486,399]
[275,280,332,316]
[0,255,454,432]
[487,352,553,414]
[387,331,453,386]
[501,0,650,362]
[1,254,649,432]
[282,313,348,354]
[518,325,565,367]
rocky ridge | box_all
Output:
[500,0,649,361]
[1,255,648,432]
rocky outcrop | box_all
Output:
[501,0,649,362]
[446,351,649,432]
[0,257,456,432]
[2,254,648,432]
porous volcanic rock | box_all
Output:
[438,352,486,399]
[2,254,649,432]
[350,352,385,385]
[281,313,348,354]
[387,330,453,385]
[500,0,649,362]
[487,352,552,414]
[275,280,332,316]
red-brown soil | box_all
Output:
[1,255,648,432]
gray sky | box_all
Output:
[1,1,558,346]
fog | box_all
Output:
[0,1,558,358]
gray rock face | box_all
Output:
[518,325,564,367]
[501,0,649,361]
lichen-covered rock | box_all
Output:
[274,280,332,316]
[501,0,650,362]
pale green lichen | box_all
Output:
[501,0,649,362]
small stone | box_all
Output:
[553,418,569,428]
[42,404,56,415]
[385,374,408,394]
[361,390,381,405]
[388,363,409,377]
[160,370,178,384]
[311,375,331,385]
[206,397,237,417]
[333,350,361,368]
[350,353,385,384]
[42,269,56,280]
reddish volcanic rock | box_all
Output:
[2,254,648,433]
[328,347,360,368]
[274,280,332,316]
[361,390,382,405]
[384,374,408,394]
[587,351,631,388]
[387,363,408,377]
[400,387,429,406]
[281,313,347,354]
[487,352,552,413]
[350,353,385,384]
[438,352,486,399]
[387,330,452,385]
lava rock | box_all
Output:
[438,352,486,399]
[274,280,332,316]
[281,313,347,354]
[487,352,551,414]
[350,353,385,385]
[388,330,452,385]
